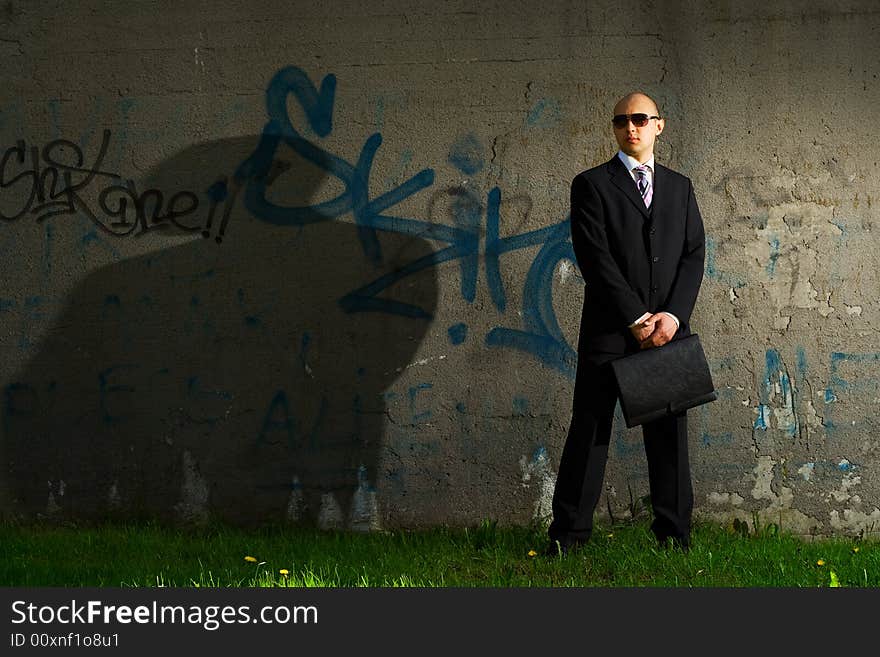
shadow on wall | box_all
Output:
[3,136,438,528]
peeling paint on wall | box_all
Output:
[825,460,861,504]
[349,465,381,532]
[707,491,744,506]
[318,493,343,531]
[519,445,556,524]
[750,456,793,510]
[829,508,880,536]
[797,462,815,481]
[752,349,799,440]
[745,202,842,323]
[174,451,209,526]
[286,476,303,522]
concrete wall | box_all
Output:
[1,0,878,535]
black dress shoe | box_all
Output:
[660,536,690,553]
[543,536,589,557]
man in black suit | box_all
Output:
[546,92,705,555]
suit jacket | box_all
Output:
[571,155,705,356]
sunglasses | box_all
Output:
[612,113,661,128]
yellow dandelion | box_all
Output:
[279,569,290,576]
[244,556,258,563]
[852,546,860,554]
[816,559,826,566]
[527,549,538,557]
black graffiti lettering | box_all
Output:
[41,133,117,180]
[97,182,141,236]
[1,130,236,240]
[202,190,221,238]
[24,130,119,223]
[213,182,238,243]
[42,139,87,174]
[0,141,37,220]
[112,186,201,235]
[52,130,118,221]
[33,167,72,220]
[133,187,163,231]
[162,190,200,231]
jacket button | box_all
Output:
[650,228,656,235]
[652,256,659,262]
[652,287,658,292]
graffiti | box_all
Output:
[235,66,579,374]
[408,383,433,424]
[447,132,485,175]
[525,98,561,129]
[447,323,468,345]
[1,132,113,222]
[704,236,746,288]
[256,390,298,449]
[0,65,582,375]
[731,346,880,448]
[823,351,880,438]
[0,131,238,242]
[485,218,577,378]
[753,348,797,436]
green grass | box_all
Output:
[1,519,876,587]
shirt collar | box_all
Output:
[617,150,654,172]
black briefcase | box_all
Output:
[609,333,717,428]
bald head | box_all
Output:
[613,92,660,117]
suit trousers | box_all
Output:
[549,355,694,545]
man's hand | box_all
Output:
[639,312,678,349]
[629,319,653,342]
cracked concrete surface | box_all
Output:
[0,0,879,535]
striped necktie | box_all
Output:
[633,164,652,207]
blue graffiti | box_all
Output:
[447,323,468,345]
[701,431,734,447]
[448,133,484,175]
[796,346,808,381]
[485,219,578,378]
[753,349,797,436]
[827,352,880,392]
[766,235,780,277]
[98,364,137,425]
[823,351,880,436]
[704,236,746,287]
[234,66,434,270]
[525,98,561,129]
[257,389,297,448]
[705,236,718,278]
[408,383,433,424]
[753,405,770,430]
[236,66,580,375]
[696,400,725,447]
